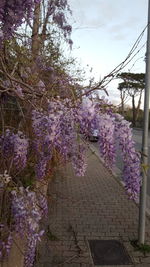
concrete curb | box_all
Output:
[88,141,150,220]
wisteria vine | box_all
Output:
[0,97,142,266]
[114,114,142,199]
[0,0,41,42]
[0,0,72,46]
[0,1,142,266]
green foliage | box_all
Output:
[120,107,143,127]
[117,72,145,127]
[3,39,32,77]
[21,164,36,188]
[120,108,150,129]
[130,239,150,256]
[118,72,145,95]
[46,226,59,241]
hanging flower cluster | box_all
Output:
[0,97,142,266]
[0,129,29,171]
[32,98,88,179]
[72,144,87,176]
[11,187,45,267]
[0,0,41,43]
[97,114,116,168]
[48,0,72,42]
[31,98,142,200]
[0,0,72,46]
[0,229,13,261]
[0,1,142,266]
[114,114,142,200]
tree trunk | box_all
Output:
[31,3,41,62]
[132,95,136,127]
[135,89,142,123]
[120,90,125,116]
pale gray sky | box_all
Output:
[68,0,148,105]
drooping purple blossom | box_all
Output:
[72,144,87,176]
[4,234,13,257]
[51,0,72,40]
[37,80,46,93]
[75,99,95,136]
[13,132,29,170]
[62,24,72,34]
[0,130,28,170]
[35,155,48,180]
[0,0,41,43]
[15,86,24,98]
[55,0,68,9]
[24,231,44,267]
[37,193,48,216]
[0,129,15,159]
[53,11,66,27]
[0,232,13,260]
[98,114,116,169]
[114,114,142,200]
[0,95,143,266]
[11,187,45,266]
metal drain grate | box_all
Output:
[88,240,132,265]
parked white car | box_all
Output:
[88,129,99,142]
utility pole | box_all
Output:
[138,0,150,244]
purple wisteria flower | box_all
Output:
[13,132,29,170]
[11,187,45,266]
[37,193,48,216]
[24,231,44,267]
[37,80,46,93]
[72,144,87,176]
[0,130,14,159]
[98,114,116,169]
[0,130,28,170]
[35,155,48,180]
[0,95,143,266]
[0,230,13,260]
[53,11,66,27]
[114,114,142,200]
[0,0,41,42]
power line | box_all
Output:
[80,25,147,97]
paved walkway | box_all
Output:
[35,149,150,267]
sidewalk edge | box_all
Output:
[88,142,150,220]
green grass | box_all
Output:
[130,239,150,256]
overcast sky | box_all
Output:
[68,0,148,106]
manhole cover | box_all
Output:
[88,240,132,265]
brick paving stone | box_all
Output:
[141,256,150,263]
[35,150,150,267]
[136,265,150,267]
[62,264,81,267]
[34,264,43,267]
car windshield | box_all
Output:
[92,129,99,136]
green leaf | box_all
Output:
[46,226,59,241]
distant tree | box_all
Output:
[117,72,145,127]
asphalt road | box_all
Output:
[132,129,150,195]
[92,128,150,196]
